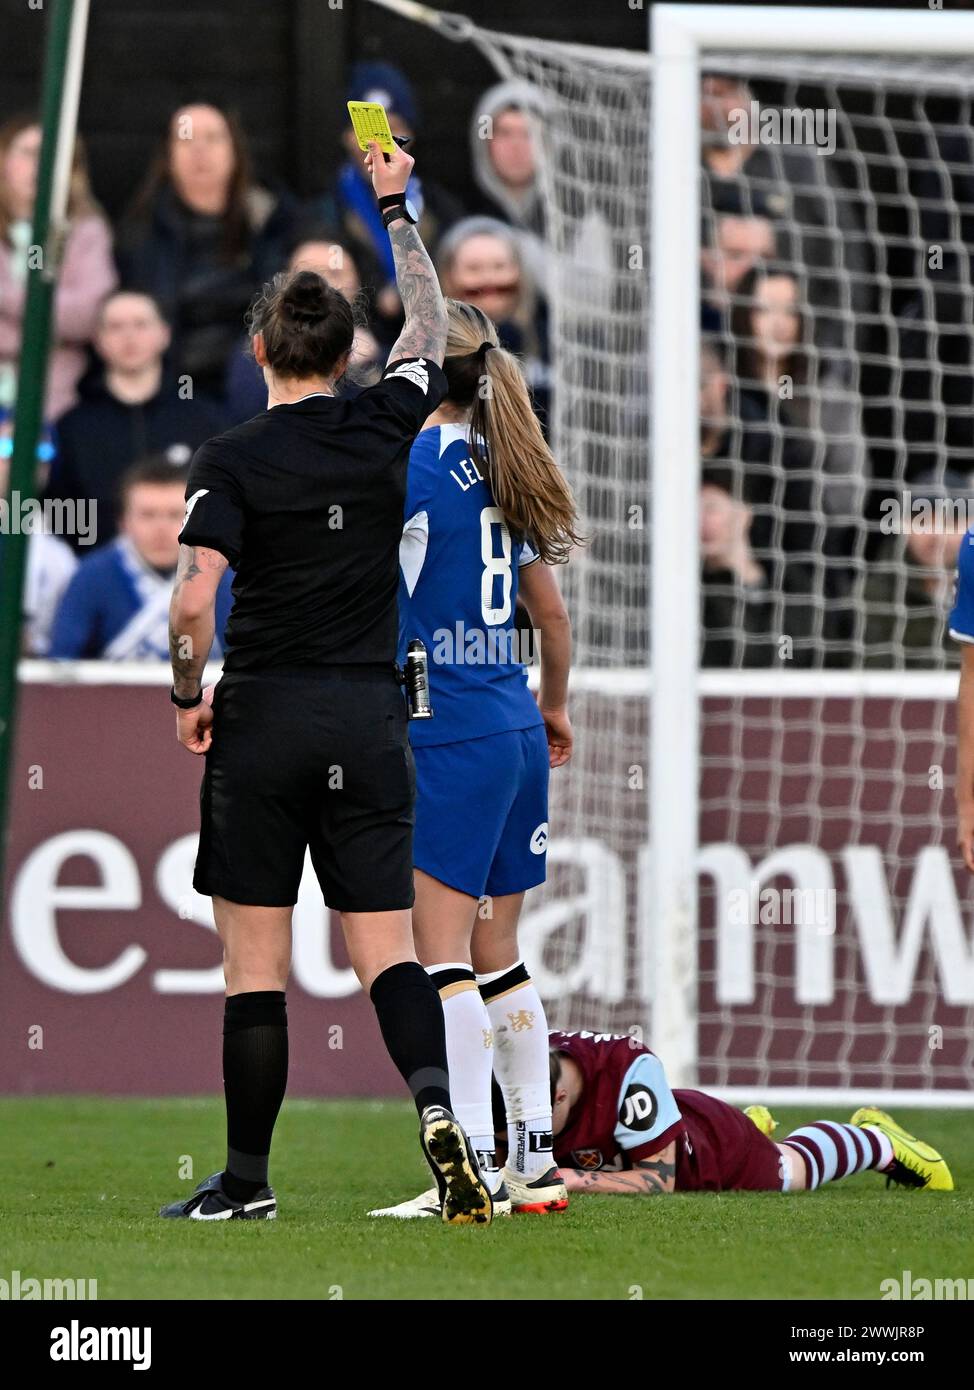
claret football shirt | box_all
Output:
[548,1030,783,1191]
[179,356,447,671]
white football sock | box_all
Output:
[477,960,553,1178]
[426,963,497,1171]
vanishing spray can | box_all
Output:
[405,638,433,720]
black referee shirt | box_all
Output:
[178,357,448,671]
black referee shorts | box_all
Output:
[194,665,415,911]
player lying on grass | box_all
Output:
[371,1030,952,1214]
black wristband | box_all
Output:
[170,686,203,709]
[382,203,419,229]
[378,193,408,209]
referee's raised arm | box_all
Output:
[364,139,448,366]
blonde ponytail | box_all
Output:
[442,298,584,565]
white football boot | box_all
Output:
[368,1171,511,1219]
[502,1164,569,1214]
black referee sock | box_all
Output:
[369,962,451,1115]
[222,990,288,1203]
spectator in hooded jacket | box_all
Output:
[468,80,549,294]
[116,102,299,396]
[0,113,117,421]
[468,79,611,323]
[48,289,227,549]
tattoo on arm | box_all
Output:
[571,1154,677,1196]
[173,544,227,592]
[168,622,203,698]
[630,1155,677,1194]
[172,546,202,595]
[169,544,227,697]
[387,221,448,366]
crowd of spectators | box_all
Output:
[698,71,974,669]
[0,62,551,658]
[2,62,971,670]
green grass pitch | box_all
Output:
[3,1097,971,1301]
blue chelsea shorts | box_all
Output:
[412,723,550,899]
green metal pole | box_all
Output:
[0,0,90,898]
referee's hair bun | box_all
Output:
[281,271,330,325]
[248,268,356,381]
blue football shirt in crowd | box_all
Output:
[50,535,233,660]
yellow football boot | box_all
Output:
[744,1104,778,1137]
[851,1107,954,1191]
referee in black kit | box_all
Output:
[158,137,492,1225]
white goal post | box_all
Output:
[652,6,974,1098]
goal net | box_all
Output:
[370,1,974,1101]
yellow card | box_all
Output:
[347,101,396,155]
